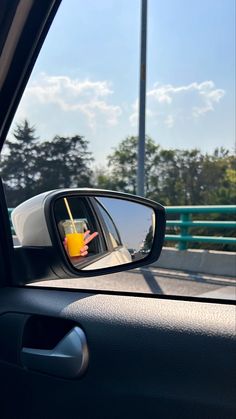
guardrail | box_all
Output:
[165,205,236,250]
[8,205,236,251]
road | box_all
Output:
[13,235,235,300]
[33,266,236,301]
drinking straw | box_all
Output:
[63,198,77,234]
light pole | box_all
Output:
[137,0,147,197]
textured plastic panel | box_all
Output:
[0,287,235,419]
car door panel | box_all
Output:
[0,287,235,419]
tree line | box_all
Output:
[0,119,235,250]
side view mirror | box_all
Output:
[12,189,166,282]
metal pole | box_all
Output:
[137,0,147,197]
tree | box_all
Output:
[106,139,207,205]
[143,226,153,251]
[149,149,205,205]
[198,148,236,205]
[93,166,118,190]
[104,137,235,211]
[34,135,94,193]
[106,136,160,195]
[0,121,95,206]
[0,119,39,206]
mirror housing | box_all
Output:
[12,189,166,283]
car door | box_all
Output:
[0,1,235,419]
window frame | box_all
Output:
[92,198,123,251]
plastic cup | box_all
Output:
[62,220,86,257]
[66,232,85,257]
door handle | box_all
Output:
[21,326,89,378]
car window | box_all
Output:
[93,199,122,249]
[0,0,235,300]
[54,196,107,255]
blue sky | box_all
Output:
[99,197,154,249]
[12,0,235,165]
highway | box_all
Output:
[13,235,235,300]
[33,266,236,301]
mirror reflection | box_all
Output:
[54,196,156,270]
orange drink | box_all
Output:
[66,232,85,257]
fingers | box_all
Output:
[84,230,91,239]
[80,244,88,257]
[80,250,88,257]
[84,231,99,245]
[63,231,98,259]
[63,237,68,251]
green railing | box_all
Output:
[165,205,236,250]
[8,205,236,251]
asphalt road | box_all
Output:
[14,235,235,300]
[33,266,236,301]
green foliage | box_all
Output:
[149,148,205,205]
[104,137,235,207]
[0,120,39,205]
[93,167,118,191]
[99,137,235,251]
[1,122,235,251]
[0,120,94,206]
[105,136,159,194]
[35,135,94,193]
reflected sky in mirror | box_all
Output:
[97,197,154,251]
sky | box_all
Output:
[11,0,235,166]
[98,197,154,249]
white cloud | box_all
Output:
[21,73,122,128]
[164,115,175,128]
[129,80,225,128]
[192,81,225,117]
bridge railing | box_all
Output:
[165,205,236,250]
[8,205,236,251]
